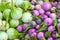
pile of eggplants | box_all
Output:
[0,0,60,40]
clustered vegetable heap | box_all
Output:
[0,0,60,40]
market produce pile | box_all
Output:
[0,0,60,40]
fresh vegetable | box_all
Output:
[39,8,45,15]
[21,1,31,11]
[58,19,60,23]
[30,21,36,27]
[42,2,51,11]
[49,13,56,19]
[0,0,60,40]
[48,26,55,32]
[45,11,50,16]
[11,8,23,20]
[33,10,39,16]
[22,12,32,23]
[37,32,44,39]
[0,20,9,31]
[16,25,23,32]
[0,2,10,11]
[6,0,15,7]
[7,28,19,39]
[3,9,11,24]
[10,19,19,28]
[15,0,24,6]
[0,31,8,40]
[28,28,36,37]
[44,18,52,26]
[1,21,9,30]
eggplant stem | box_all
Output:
[11,0,14,10]
[5,17,8,27]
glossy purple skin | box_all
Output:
[47,37,53,40]
[57,23,60,27]
[42,2,51,11]
[31,32,37,37]
[28,29,36,37]
[49,13,56,19]
[48,26,55,32]
[23,24,28,30]
[58,19,60,23]
[38,1,43,5]
[36,19,41,24]
[31,4,35,9]
[52,2,57,7]
[33,10,39,16]
[16,25,23,32]
[37,32,44,39]
[39,8,45,15]
[57,12,60,17]
[52,31,57,37]
[30,21,36,27]
[41,15,48,20]
[45,11,50,16]
[44,18,52,26]
[35,25,40,29]
[28,29,36,34]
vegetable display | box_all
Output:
[0,0,60,40]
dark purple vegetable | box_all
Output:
[58,19,60,23]
[45,11,51,16]
[28,29,36,37]
[44,18,52,26]
[47,37,53,40]
[33,10,39,16]
[37,32,44,39]
[48,26,55,32]
[42,2,51,11]
[16,25,23,32]
[36,19,42,24]
[30,21,36,27]
[39,8,45,15]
